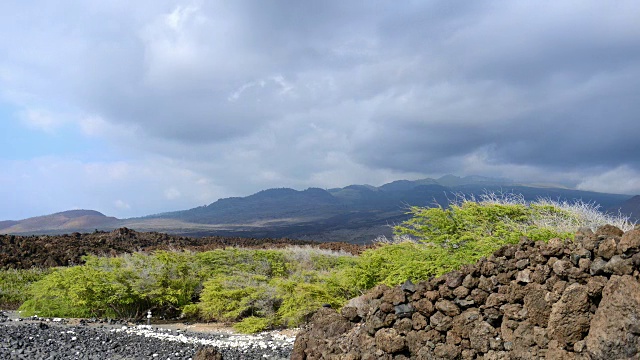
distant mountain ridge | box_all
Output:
[1,175,636,243]
[616,195,640,221]
[0,210,119,234]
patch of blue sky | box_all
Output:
[0,105,112,161]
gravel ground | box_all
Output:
[0,311,294,360]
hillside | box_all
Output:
[0,210,119,234]
[1,175,636,242]
[614,195,640,221]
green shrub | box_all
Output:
[394,201,532,247]
[198,275,277,322]
[350,194,604,289]
[0,268,51,309]
[20,252,202,319]
[180,304,200,319]
[234,316,273,333]
[19,267,95,317]
[196,247,358,332]
[347,242,465,289]
[393,193,585,250]
[273,273,347,328]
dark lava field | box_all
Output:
[0,227,369,270]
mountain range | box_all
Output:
[1,175,637,243]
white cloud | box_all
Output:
[114,200,131,210]
[1,1,640,221]
[164,187,181,200]
[165,4,199,31]
[577,166,640,195]
[78,115,109,137]
[0,156,226,219]
[20,109,64,133]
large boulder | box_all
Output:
[585,275,640,359]
[619,229,640,254]
[291,307,355,360]
[547,283,591,346]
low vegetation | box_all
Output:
[2,193,635,333]
[16,247,359,332]
[0,268,51,309]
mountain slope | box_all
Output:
[2,176,636,242]
[0,210,119,234]
[612,195,640,221]
[150,187,344,225]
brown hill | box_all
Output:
[0,210,119,234]
[0,221,18,230]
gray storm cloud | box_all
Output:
[1,0,639,218]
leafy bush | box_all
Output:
[347,242,461,289]
[0,268,51,309]
[273,272,351,327]
[19,266,95,317]
[392,193,592,248]
[180,304,200,319]
[20,252,201,319]
[198,275,276,322]
[356,192,636,290]
[234,316,273,333]
[196,248,358,332]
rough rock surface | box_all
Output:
[292,226,640,359]
[0,318,293,360]
[0,228,368,270]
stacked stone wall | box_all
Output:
[292,225,640,359]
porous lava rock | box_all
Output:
[0,228,369,270]
[292,226,640,359]
[195,346,224,360]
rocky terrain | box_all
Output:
[0,227,369,270]
[292,225,640,359]
[0,311,294,359]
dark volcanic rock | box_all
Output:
[0,322,292,360]
[195,346,224,360]
[585,275,640,359]
[0,228,369,270]
[293,226,640,360]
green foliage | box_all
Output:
[273,273,347,328]
[233,316,273,333]
[0,268,51,309]
[394,202,531,247]
[196,248,358,333]
[194,249,290,278]
[198,275,276,321]
[14,196,602,333]
[20,252,201,319]
[19,267,94,317]
[17,247,358,329]
[180,304,199,319]
[394,198,575,250]
[360,197,584,289]
[347,242,465,288]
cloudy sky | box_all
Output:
[1,1,639,220]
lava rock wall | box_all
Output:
[292,225,640,359]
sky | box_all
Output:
[1,1,640,220]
